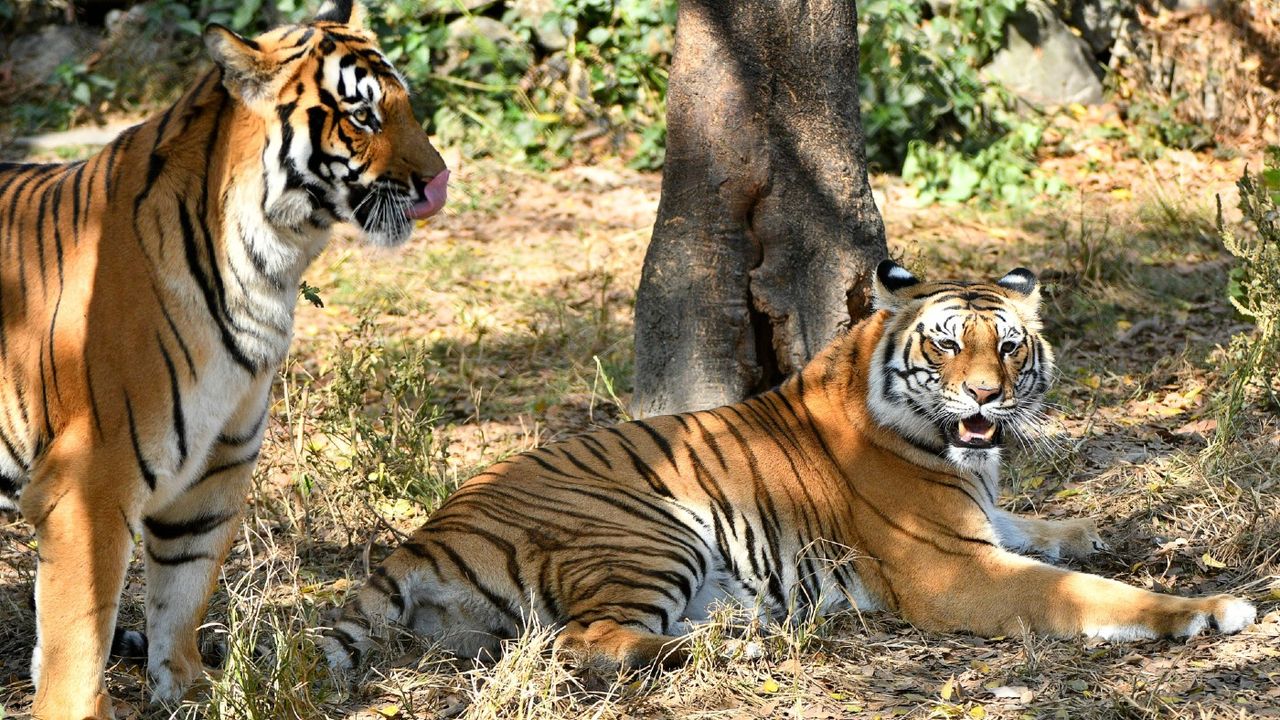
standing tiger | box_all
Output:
[0,2,447,717]
[322,261,1256,673]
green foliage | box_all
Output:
[6,0,1055,204]
[299,280,325,309]
[902,121,1063,205]
[300,318,454,511]
[858,0,1018,167]
[859,0,1057,205]
[1124,93,1215,158]
[1210,147,1280,453]
[372,0,674,169]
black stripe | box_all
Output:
[34,177,51,295]
[0,424,25,471]
[432,541,521,622]
[144,511,235,541]
[85,366,105,440]
[918,515,996,549]
[605,428,675,499]
[573,600,671,632]
[145,546,212,565]
[322,626,362,667]
[177,201,255,373]
[156,334,188,466]
[125,395,157,491]
[552,444,613,481]
[579,434,615,469]
[368,566,405,615]
[218,410,267,446]
[69,161,85,241]
[188,453,258,490]
[631,420,679,472]
[535,481,709,577]
[37,346,54,440]
[46,292,63,399]
[159,304,197,378]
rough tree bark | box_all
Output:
[632,0,888,418]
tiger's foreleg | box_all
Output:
[23,429,142,720]
[990,509,1106,561]
[896,547,1255,640]
[141,396,265,702]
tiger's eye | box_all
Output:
[936,338,960,352]
[1000,340,1019,355]
[351,107,371,125]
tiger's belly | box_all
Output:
[675,503,884,625]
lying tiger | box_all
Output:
[321,261,1256,672]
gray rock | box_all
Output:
[421,0,498,14]
[983,0,1105,107]
[1157,0,1224,11]
[439,16,524,75]
[7,25,100,88]
[1057,0,1133,56]
[511,0,569,51]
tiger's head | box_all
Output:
[867,260,1055,470]
[203,0,447,247]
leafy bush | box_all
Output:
[1123,93,1215,159]
[860,0,1057,204]
[371,0,674,169]
[6,0,1057,203]
[1211,147,1280,451]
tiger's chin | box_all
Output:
[359,220,414,248]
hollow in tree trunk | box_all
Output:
[631,0,888,418]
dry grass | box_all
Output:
[2,143,1279,719]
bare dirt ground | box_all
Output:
[1,124,1279,719]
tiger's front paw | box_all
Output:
[148,651,202,704]
[1053,518,1107,560]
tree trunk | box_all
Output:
[632,0,888,418]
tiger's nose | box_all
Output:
[964,383,1001,405]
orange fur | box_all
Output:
[0,3,445,716]
[322,263,1255,674]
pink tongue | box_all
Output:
[406,168,449,220]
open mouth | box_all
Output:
[948,414,1000,449]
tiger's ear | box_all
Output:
[872,259,919,313]
[996,268,1040,311]
[204,24,274,104]
[316,0,367,29]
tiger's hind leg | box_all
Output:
[23,431,141,720]
[549,554,705,672]
[139,401,264,702]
